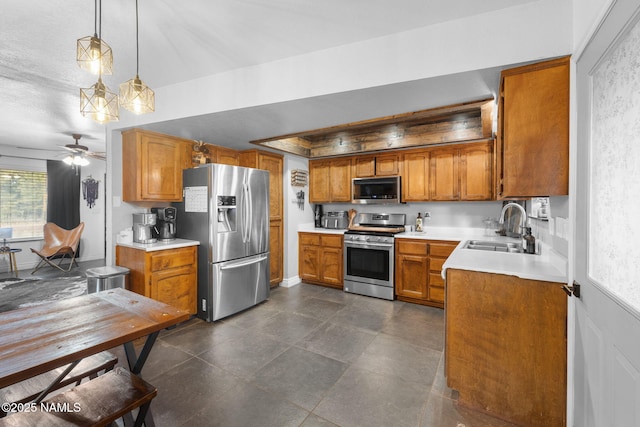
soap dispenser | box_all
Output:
[523,227,536,254]
[415,213,423,232]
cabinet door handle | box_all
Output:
[562,281,581,298]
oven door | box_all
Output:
[344,240,394,288]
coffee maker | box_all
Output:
[132,213,157,244]
[151,207,177,241]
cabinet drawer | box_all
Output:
[430,243,457,257]
[150,248,195,271]
[429,272,445,287]
[299,233,320,246]
[428,285,445,303]
[430,257,447,272]
[321,234,343,248]
[397,240,428,255]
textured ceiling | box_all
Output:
[0,0,536,158]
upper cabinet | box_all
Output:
[211,146,240,166]
[459,141,494,201]
[402,140,493,202]
[353,153,400,178]
[122,129,192,202]
[402,150,431,202]
[497,56,570,198]
[309,158,352,203]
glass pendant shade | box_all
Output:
[119,75,155,114]
[80,78,119,124]
[77,35,113,75]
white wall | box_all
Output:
[78,160,106,262]
[282,155,315,286]
[111,0,572,130]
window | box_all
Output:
[0,169,47,239]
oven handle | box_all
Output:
[345,241,394,249]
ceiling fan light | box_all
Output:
[119,75,155,114]
[63,156,74,165]
[75,156,90,166]
[77,35,113,75]
[80,78,119,124]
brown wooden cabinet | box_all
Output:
[402,141,493,202]
[395,240,429,300]
[353,153,400,178]
[122,129,192,202]
[309,158,352,203]
[445,269,567,426]
[459,142,494,200]
[211,146,240,165]
[401,150,431,202]
[430,148,459,201]
[298,232,343,289]
[239,149,284,287]
[115,245,197,315]
[497,56,570,198]
[395,239,457,308]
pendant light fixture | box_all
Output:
[80,77,119,123]
[77,0,112,75]
[120,0,155,114]
[79,0,118,124]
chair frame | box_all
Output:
[30,222,84,274]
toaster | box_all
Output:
[322,211,349,229]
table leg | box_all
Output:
[10,253,18,277]
[34,359,82,404]
[123,332,159,427]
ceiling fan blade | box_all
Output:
[87,152,106,161]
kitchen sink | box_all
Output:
[464,240,525,253]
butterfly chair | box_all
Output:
[31,222,85,274]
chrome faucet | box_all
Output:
[499,202,528,235]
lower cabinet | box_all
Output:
[298,232,343,289]
[395,239,457,308]
[269,219,283,288]
[445,269,567,426]
[116,245,197,315]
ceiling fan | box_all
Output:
[60,134,106,161]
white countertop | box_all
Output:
[395,227,487,242]
[298,223,348,234]
[116,238,200,252]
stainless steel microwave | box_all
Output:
[352,176,401,204]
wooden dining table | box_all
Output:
[0,288,189,423]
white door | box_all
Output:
[574,1,640,425]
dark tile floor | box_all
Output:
[116,285,515,427]
[2,261,515,426]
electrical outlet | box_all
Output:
[424,212,431,219]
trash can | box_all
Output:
[85,266,130,293]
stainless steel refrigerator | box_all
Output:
[175,164,270,321]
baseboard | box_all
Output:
[280,275,301,288]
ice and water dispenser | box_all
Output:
[217,196,237,232]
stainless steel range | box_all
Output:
[343,213,406,300]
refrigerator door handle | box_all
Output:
[243,181,251,243]
[219,254,268,271]
[241,181,248,243]
[247,180,253,242]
